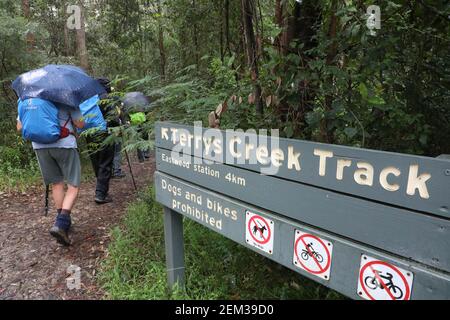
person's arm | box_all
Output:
[17,120,22,132]
[73,118,85,129]
[71,109,85,129]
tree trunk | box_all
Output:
[321,0,339,143]
[22,0,30,17]
[224,0,231,56]
[157,0,166,81]
[273,1,321,134]
[62,0,73,57]
[192,0,200,69]
[241,0,263,115]
[22,0,35,51]
[64,22,71,56]
[220,2,224,61]
[274,0,284,54]
[76,2,90,71]
[158,25,166,80]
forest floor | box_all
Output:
[0,157,155,300]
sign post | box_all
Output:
[163,206,185,288]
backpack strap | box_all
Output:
[60,115,75,138]
[62,117,71,129]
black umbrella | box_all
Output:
[121,92,152,113]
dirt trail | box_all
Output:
[0,158,155,300]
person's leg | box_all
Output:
[52,182,65,211]
[91,153,100,178]
[137,148,145,163]
[88,139,100,178]
[62,185,79,211]
[141,127,150,160]
[144,148,150,160]
[50,148,81,246]
[35,149,64,212]
[141,129,150,160]
[137,125,146,163]
[112,142,124,176]
[95,143,115,203]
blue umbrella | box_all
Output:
[12,64,106,108]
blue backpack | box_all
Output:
[18,98,67,144]
[78,95,107,133]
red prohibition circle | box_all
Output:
[359,260,411,300]
[295,234,331,275]
[247,214,271,245]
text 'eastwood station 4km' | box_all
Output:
[160,126,432,200]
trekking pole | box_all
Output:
[116,105,138,191]
[124,146,138,191]
[44,184,49,216]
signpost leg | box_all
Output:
[163,206,185,289]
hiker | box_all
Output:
[84,78,121,204]
[17,100,85,246]
[121,92,151,163]
[127,111,150,163]
[136,120,150,163]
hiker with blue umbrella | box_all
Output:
[14,64,105,246]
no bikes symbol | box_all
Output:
[364,269,403,299]
[358,256,414,300]
[293,231,333,280]
[301,242,324,263]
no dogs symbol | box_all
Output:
[293,231,333,280]
[358,255,414,300]
[245,210,274,254]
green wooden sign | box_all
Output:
[154,122,450,300]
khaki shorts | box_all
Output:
[35,148,81,187]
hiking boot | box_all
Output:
[56,212,72,230]
[50,213,72,246]
[112,172,126,179]
[95,195,113,204]
[50,226,71,246]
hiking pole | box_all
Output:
[116,105,138,191]
[44,184,49,216]
[124,146,138,191]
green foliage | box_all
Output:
[0,145,41,192]
[0,2,47,191]
[99,186,344,300]
[268,0,450,155]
